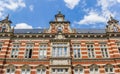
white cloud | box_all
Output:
[97,0,116,18]
[117,0,120,3]
[64,0,80,9]
[15,23,33,29]
[0,0,26,18]
[29,5,34,11]
[76,0,120,26]
[76,11,106,25]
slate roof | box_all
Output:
[13,29,106,34]
[14,29,44,34]
[76,29,106,33]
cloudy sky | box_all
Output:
[0,0,120,29]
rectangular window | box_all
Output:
[6,68,15,74]
[74,68,84,74]
[73,44,81,58]
[11,44,19,58]
[87,44,95,58]
[22,69,30,74]
[52,43,68,57]
[37,69,46,74]
[105,67,114,73]
[39,45,47,59]
[52,68,68,74]
[100,44,109,58]
[117,43,120,53]
[90,68,99,74]
[25,44,33,58]
[0,43,2,51]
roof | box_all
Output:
[76,29,106,33]
[14,29,44,34]
[14,29,106,34]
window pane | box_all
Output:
[0,44,2,51]
[80,68,83,72]
[7,69,10,73]
[52,69,55,72]
[110,68,113,72]
[29,49,32,58]
[65,69,68,72]
[105,68,108,72]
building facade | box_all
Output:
[0,12,120,74]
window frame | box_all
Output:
[74,68,84,74]
[73,44,81,59]
[39,44,47,59]
[89,67,99,74]
[11,44,19,58]
[100,44,109,58]
[52,68,69,74]
[105,67,114,73]
[36,68,46,74]
[24,44,33,59]
[116,43,120,53]
[52,43,68,57]
[6,65,15,74]
[21,68,31,74]
[87,44,95,58]
[0,43,3,51]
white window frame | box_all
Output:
[21,68,30,74]
[87,44,95,58]
[74,68,84,74]
[52,43,68,57]
[89,67,99,74]
[25,44,33,58]
[11,44,19,58]
[52,68,68,74]
[117,43,120,53]
[36,68,46,74]
[6,68,15,74]
[39,44,47,59]
[100,44,109,58]
[73,44,81,58]
[105,67,114,74]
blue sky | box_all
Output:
[0,0,120,29]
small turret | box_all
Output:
[0,15,12,32]
[106,15,120,32]
[55,11,65,22]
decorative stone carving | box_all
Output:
[0,15,12,32]
[106,15,120,32]
[51,59,70,65]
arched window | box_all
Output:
[105,64,114,74]
[89,64,99,74]
[36,65,46,74]
[74,64,84,74]
[21,65,31,74]
[6,64,15,74]
[58,26,62,32]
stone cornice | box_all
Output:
[49,65,71,67]
[0,32,120,39]
[72,58,120,62]
[50,39,70,42]
[0,58,49,62]
[49,57,71,60]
